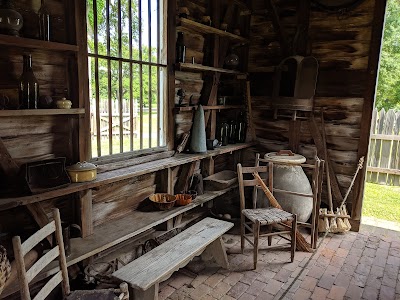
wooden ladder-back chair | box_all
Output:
[237,164,297,269]
[12,208,129,300]
[254,153,324,249]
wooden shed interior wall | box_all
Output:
[247,0,386,230]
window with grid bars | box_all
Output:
[87,0,167,158]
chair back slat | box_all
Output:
[26,246,60,283]
[32,271,63,300]
[242,179,262,187]
[237,163,272,210]
[240,166,269,174]
[53,208,71,296]
[21,221,56,256]
[13,208,71,299]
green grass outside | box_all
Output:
[91,112,161,157]
[362,182,400,223]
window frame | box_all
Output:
[86,0,170,162]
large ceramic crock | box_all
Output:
[264,150,313,222]
[66,161,97,183]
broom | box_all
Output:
[337,156,365,232]
[253,172,313,253]
[318,156,364,233]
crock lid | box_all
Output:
[264,150,306,164]
[66,161,97,171]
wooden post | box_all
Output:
[73,0,90,161]
[26,203,52,245]
[167,0,177,150]
[79,189,93,238]
[352,0,387,230]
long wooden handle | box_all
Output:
[252,172,282,210]
[321,111,334,212]
[253,171,313,253]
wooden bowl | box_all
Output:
[175,194,192,206]
[149,193,176,210]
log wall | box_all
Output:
[248,0,385,228]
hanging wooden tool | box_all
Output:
[253,172,312,252]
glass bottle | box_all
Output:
[38,0,50,41]
[0,0,23,36]
[176,32,186,63]
[217,121,229,146]
[235,111,247,143]
[19,54,39,109]
[224,47,239,70]
[228,120,237,144]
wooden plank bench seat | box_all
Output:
[112,217,233,300]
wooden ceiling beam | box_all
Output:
[293,0,311,56]
[264,0,291,56]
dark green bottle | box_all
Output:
[236,112,247,143]
[19,54,39,109]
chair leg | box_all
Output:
[253,221,260,269]
[291,214,297,262]
[240,214,245,254]
[267,225,272,246]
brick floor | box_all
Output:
[159,224,400,299]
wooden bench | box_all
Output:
[112,217,233,300]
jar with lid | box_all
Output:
[264,150,313,222]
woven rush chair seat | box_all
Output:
[242,208,294,225]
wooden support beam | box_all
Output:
[26,203,52,245]
[264,0,291,56]
[167,0,177,150]
[293,0,311,56]
[73,0,90,161]
[308,115,343,205]
[0,137,19,176]
[0,137,53,244]
[289,120,301,153]
[245,81,256,142]
[79,190,93,238]
[353,0,388,226]
[203,157,215,178]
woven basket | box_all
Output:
[0,245,11,296]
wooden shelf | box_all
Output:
[0,34,79,52]
[176,63,246,75]
[0,109,85,116]
[177,105,244,112]
[177,18,249,43]
[0,186,237,298]
[0,143,256,211]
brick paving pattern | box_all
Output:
[159,224,400,300]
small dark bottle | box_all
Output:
[176,32,186,63]
[235,112,247,143]
[19,54,39,109]
[38,0,50,41]
[217,121,229,146]
[228,120,237,144]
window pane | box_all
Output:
[88,0,166,159]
